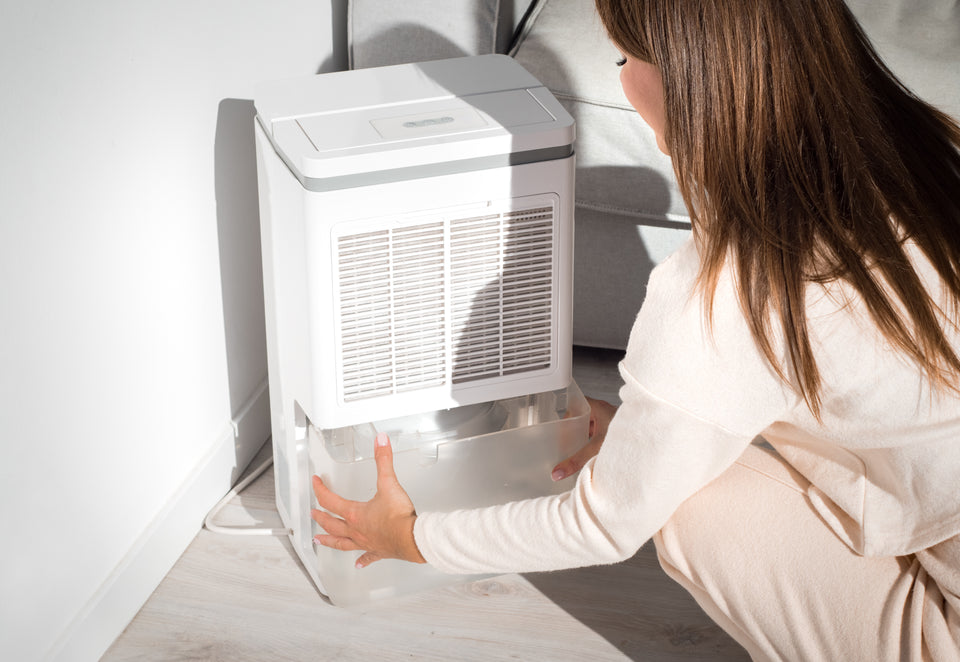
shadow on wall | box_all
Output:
[214,98,269,482]
[211,0,348,482]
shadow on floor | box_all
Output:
[523,544,750,661]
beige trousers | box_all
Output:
[654,444,960,661]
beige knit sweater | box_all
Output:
[413,238,960,573]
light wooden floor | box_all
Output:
[103,347,749,661]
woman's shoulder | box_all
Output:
[646,236,701,286]
[622,239,794,434]
[639,238,750,341]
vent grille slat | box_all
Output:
[336,201,557,399]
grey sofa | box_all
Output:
[347,0,960,350]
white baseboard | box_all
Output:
[45,380,271,662]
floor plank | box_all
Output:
[103,347,749,661]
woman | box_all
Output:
[312,0,960,658]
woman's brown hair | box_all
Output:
[597,0,960,416]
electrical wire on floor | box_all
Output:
[203,454,293,536]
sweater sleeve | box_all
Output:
[413,240,794,575]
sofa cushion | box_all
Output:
[510,0,690,226]
[846,0,960,120]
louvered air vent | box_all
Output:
[451,206,554,383]
[335,200,556,402]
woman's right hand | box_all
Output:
[551,396,618,481]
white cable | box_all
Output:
[203,455,292,536]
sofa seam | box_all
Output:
[575,200,692,226]
[552,92,635,112]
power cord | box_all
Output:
[203,455,292,536]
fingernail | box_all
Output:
[355,560,365,569]
[375,432,390,448]
[551,469,566,482]
[313,535,322,545]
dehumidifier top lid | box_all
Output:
[254,54,574,190]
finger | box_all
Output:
[312,475,352,515]
[313,533,362,552]
[355,551,383,569]
[584,396,604,438]
[372,432,399,488]
[551,439,602,481]
[311,508,352,538]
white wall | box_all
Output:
[0,2,345,660]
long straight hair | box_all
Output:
[596,0,960,416]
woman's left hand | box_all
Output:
[311,432,427,568]
[551,396,618,481]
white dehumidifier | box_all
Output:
[255,54,589,605]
